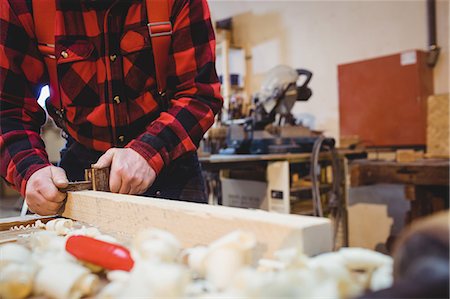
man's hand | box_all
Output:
[25,166,69,216]
[92,148,156,194]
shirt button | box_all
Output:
[109,54,117,62]
[113,96,120,104]
[61,51,69,59]
[118,135,125,143]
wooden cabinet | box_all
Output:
[338,50,434,147]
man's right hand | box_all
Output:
[25,166,69,216]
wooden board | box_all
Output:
[339,50,433,147]
[427,94,449,158]
[62,191,332,258]
[396,149,424,163]
[0,215,55,244]
[0,215,55,231]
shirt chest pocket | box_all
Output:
[120,25,156,100]
[56,39,100,113]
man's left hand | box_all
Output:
[92,148,156,194]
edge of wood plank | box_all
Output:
[0,215,56,231]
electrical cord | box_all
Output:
[310,135,344,249]
[329,145,343,250]
[310,135,325,217]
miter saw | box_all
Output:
[220,65,335,155]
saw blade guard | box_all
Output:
[258,65,300,114]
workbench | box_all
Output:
[200,150,364,209]
[200,151,366,248]
[200,150,366,171]
[350,158,449,223]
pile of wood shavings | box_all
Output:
[0,219,393,299]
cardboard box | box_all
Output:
[221,177,268,210]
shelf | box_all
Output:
[290,184,332,200]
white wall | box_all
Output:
[209,0,449,140]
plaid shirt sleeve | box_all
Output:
[126,0,222,174]
[0,0,222,194]
[0,0,52,195]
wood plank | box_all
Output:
[62,191,332,258]
[0,215,55,231]
[427,94,449,158]
[350,159,450,186]
[0,215,54,243]
[396,149,424,163]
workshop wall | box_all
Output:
[209,0,449,141]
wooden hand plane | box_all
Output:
[59,167,110,192]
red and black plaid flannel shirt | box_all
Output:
[0,0,222,195]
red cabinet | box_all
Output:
[338,50,434,147]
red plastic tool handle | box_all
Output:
[65,235,134,271]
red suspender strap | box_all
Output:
[32,0,61,108]
[146,0,173,96]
